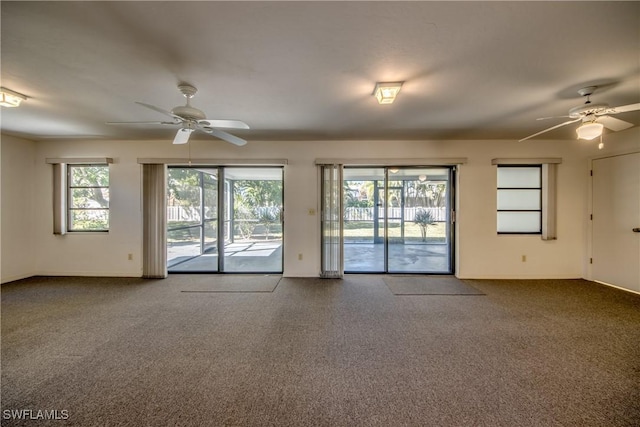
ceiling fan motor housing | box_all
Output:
[569,103,609,119]
[171,105,206,120]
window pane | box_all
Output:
[497,167,540,188]
[67,165,109,231]
[497,212,541,233]
[69,209,109,230]
[70,188,110,208]
[497,189,540,210]
[69,165,109,187]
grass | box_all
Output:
[344,221,447,243]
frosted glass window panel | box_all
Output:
[497,190,541,210]
[497,167,541,188]
[497,212,541,233]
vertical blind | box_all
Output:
[142,164,167,278]
[320,164,343,278]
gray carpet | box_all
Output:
[178,274,281,293]
[2,275,640,426]
[384,275,484,295]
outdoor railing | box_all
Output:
[168,206,447,223]
[344,206,447,222]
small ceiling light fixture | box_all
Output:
[0,87,28,108]
[576,120,604,141]
[373,82,403,104]
[418,174,427,182]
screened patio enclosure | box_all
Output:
[167,167,283,273]
[343,167,454,273]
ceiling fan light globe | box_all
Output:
[576,122,603,140]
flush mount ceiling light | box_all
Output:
[373,82,403,104]
[0,87,28,107]
[576,120,604,140]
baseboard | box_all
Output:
[594,280,640,295]
[1,272,38,285]
[457,274,583,280]
[35,271,143,278]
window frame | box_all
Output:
[66,163,110,232]
[496,164,543,235]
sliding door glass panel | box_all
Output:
[202,170,218,260]
[387,168,452,273]
[223,167,283,273]
[387,186,403,243]
[167,168,203,269]
[167,168,219,272]
[388,168,452,273]
[343,168,385,272]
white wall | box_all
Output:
[1,134,37,282]
[25,135,602,280]
[7,130,632,281]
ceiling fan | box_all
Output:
[519,86,639,142]
[107,83,249,146]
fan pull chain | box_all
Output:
[188,140,192,166]
[598,134,604,150]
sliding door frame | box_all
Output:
[342,164,457,274]
[166,165,284,274]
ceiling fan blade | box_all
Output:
[135,102,183,121]
[536,115,571,121]
[519,118,582,142]
[197,119,250,129]
[106,120,179,125]
[603,103,640,115]
[598,115,634,132]
[173,128,193,145]
[203,128,247,146]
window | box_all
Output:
[497,165,542,234]
[67,164,110,231]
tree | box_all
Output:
[414,209,436,242]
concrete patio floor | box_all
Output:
[169,241,283,273]
[169,241,450,273]
[344,242,450,273]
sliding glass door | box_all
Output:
[343,168,386,272]
[167,166,283,273]
[167,168,218,272]
[223,168,283,273]
[343,166,454,273]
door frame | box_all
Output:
[342,165,456,274]
[167,165,285,274]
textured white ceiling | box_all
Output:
[1,1,639,143]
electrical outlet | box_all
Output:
[521,255,526,262]
[128,253,133,261]
[298,253,303,260]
